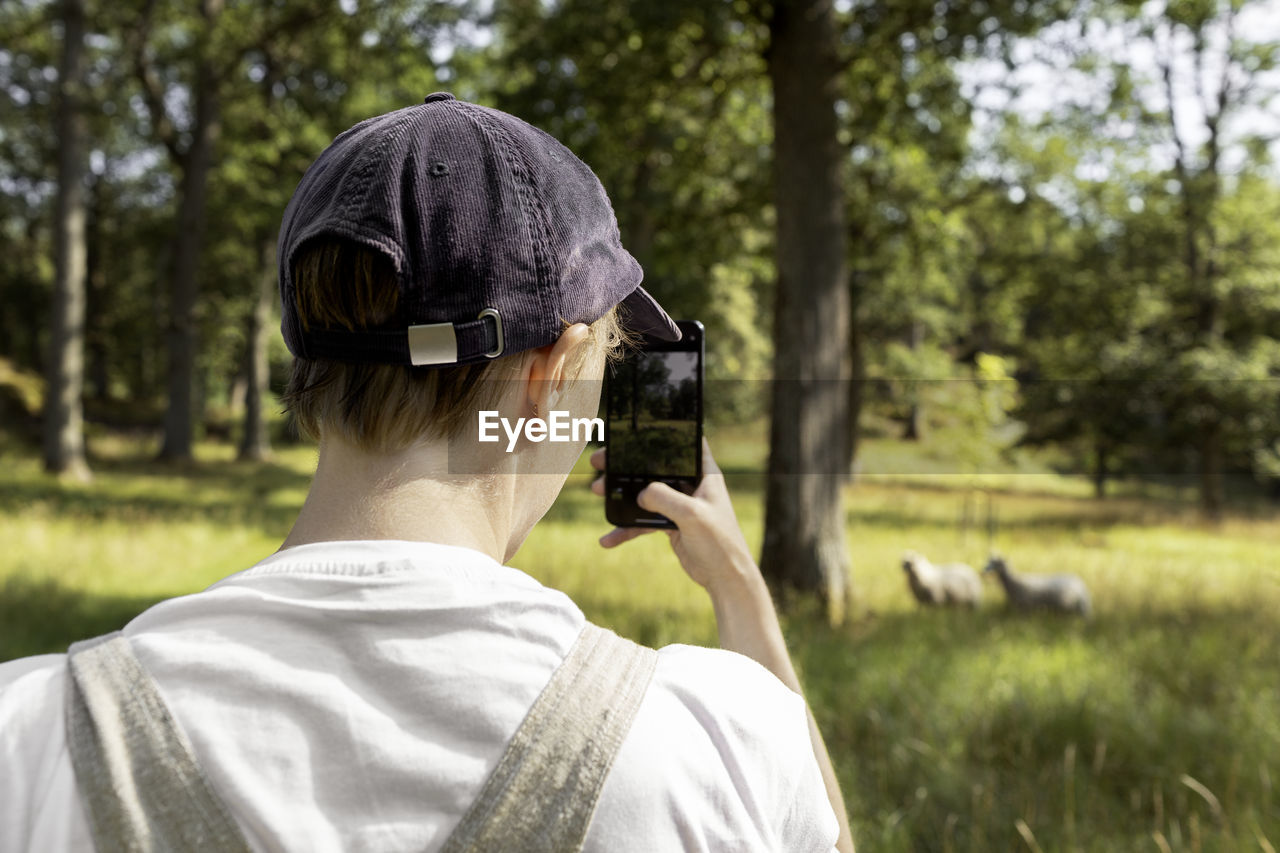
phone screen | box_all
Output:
[605,320,703,528]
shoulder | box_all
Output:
[587,642,838,853]
[0,653,66,744]
[649,644,821,800]
[0,654,92,851]
[650,643,806,739]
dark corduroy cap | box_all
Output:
[277,93,680,367]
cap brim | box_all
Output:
[619,286,681,341]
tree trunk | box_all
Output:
[158,6,221,461]
[86,173,110,402]
[43,0,91,482]
[1198,423,1224,520]
[843,269,865,484]
[228,372,247,415]
[760,0,851,621]
[1092,435,1108,499]
[239,235,276,461]
[1160,22,1229,520]
[902,318,925,441]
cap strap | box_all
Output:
[302,310,502,366]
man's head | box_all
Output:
[277,94,678,456]
[282,239,630,453]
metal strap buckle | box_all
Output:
[479,308,503,358]
[407,309,503,365]
[407,322,458,366]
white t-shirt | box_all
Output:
[0,540,839,852]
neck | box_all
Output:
[280,437,519,564]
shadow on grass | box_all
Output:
[0,576,167,661]
[843,492,1280,532]
[86,451,310,482]
[0,458,310,534]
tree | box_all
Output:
[835,0,1077,473]
[1144,0,1278,516]
[237,237,274,461]
[1,2,60,398]
[983,0,1280,512]
[131,0,466,461]
[485,0,776,419]
[759,0,852,618]
[43,0,91,481]
[126,0,225,461]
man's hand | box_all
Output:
[591,438,785,681]
[589,439,758,596]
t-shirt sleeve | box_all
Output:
[0,654,93,852]
[652,644,841,853]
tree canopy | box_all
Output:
[2,0,1277,514]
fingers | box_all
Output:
[590,446,606,495]
[599,526,656,548]
[637,481,699,524]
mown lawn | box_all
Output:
[1,431,1277,852]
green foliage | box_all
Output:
[482,0,775,407]
[963,0,1280,502]
[2,434,1277,850]
[2,0,1278,496]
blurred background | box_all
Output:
[2,0,1278,850]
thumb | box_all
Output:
[637,482,698,523]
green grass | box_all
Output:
[2,431,1278,852]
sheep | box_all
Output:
[901,551,983,608]
[983,555,1092,617]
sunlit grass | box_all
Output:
[1,430,1277,850]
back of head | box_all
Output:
[283,239,629,452]
[276,94,683,453]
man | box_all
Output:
[0,93,853,852]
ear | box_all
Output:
[523,323,591,416]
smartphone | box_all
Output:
[604,320,704,529]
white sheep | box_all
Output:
[901,551,983,608]
[983,554,1092,617]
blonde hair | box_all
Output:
[282,241,631,452]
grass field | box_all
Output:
[1,428,1278,852]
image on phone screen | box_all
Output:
[604,320,704,528]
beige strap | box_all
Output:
[65,632,254,853]
[64,623,655,853]
[440,622,658,853]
